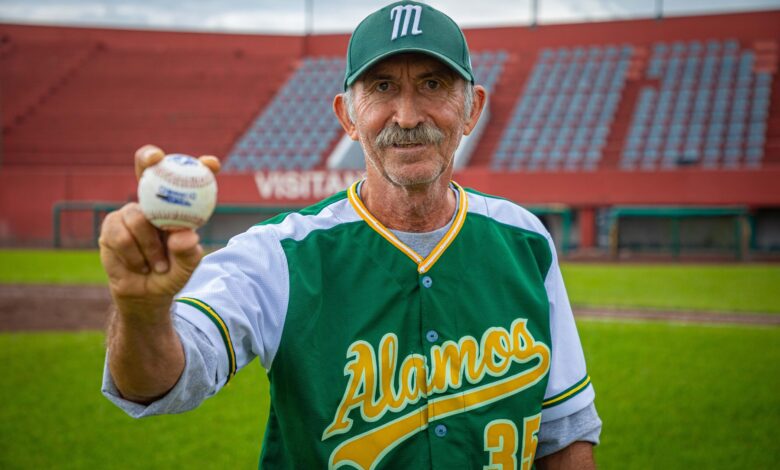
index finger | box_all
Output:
[134,144,165,180]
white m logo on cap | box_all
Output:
[390,5,423,41]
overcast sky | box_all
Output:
[0,0,778,33]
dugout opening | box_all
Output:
[606,206,750,259]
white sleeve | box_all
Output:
[173,225,290,392]
[540,234,595,422]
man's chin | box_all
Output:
[364,149,450,188]
[384,165,445,188]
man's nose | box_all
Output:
[392,88,424,129]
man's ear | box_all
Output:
[333,93,359,141]
[463,85,487,136]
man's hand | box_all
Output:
[101,144,220,403]
[101,145,220,315]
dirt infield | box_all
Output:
[575,307,780,326]
[0,284,112,331]
[1,284,778,332]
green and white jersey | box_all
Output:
[175,181,594,469]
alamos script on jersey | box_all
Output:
[322,319,551,469]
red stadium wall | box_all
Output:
[2,11,780,245]
[3,168,780,244]
[0,23,306,167]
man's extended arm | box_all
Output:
[101,145,218,403]
[536,441,596,470]
[105,297,185,404]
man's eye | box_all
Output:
[377,82,390,92]
[425,80,440,90]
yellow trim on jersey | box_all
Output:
[418,184,468,273]
[347,180,468,274]
[542,375,591,408]
[347,182,422,265]
[176,297,237,384]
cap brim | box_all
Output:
[344,47,473,90]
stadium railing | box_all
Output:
[52,200,572,253]
[53,201,291,248]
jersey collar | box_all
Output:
[347,180,468,274]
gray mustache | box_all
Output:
[375,123,445,148]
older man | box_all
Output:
[101,1,600,468]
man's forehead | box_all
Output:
[361,53,458,80]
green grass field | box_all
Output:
[1,322,778,469]
[0,332,266,469]
[1,249,779,313]
[1,249,779,468]
[0,250,107,284]
[583,321,780,468]
[562,263,780,313]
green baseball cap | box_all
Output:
[344,1,474,90]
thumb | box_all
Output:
[198,155,221,175]
[166,230,204,288]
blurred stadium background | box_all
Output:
[1,2,779,469]
[0,0,779,260]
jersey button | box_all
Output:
[434,424,447,437]
[425,330,439,343]
[421,276,433,288]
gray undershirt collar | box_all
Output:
[356,181,458,259]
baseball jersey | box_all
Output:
[171,181,594,469]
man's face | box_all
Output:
[342,54,474,188]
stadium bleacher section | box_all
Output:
[622,39,774,170]
[1,20,777,173]
[0,36,98,132]
[492,45,632,171]
[1,25,299,167]
[224,51,507,172]
[224,56,345,172]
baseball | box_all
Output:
[138,154,218,230]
